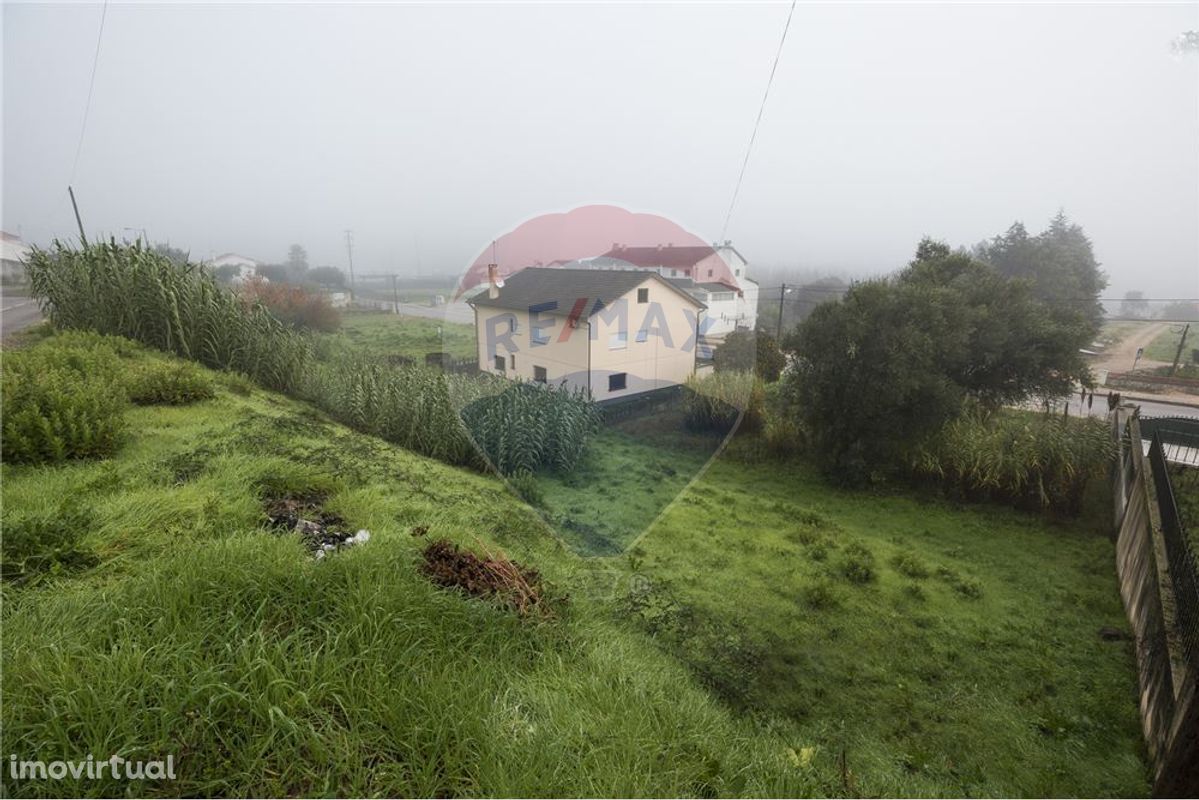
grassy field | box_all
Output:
[1,333,1149,796]
[1144,324,1191,363]
[321,311,476,362]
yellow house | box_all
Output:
[468,267,707,402]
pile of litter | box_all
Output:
[265,496,370,560]
[420,538,551,618]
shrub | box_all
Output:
[507,471,544,507]
[459,380,602,475]
[127,361,216,405]
[0,503,97,584]
[25,240,310,392]
[839,542,876,584]
[912,407,1115,515]
[683,371,765,434]
[713,329,787,382]
[891,550,931,579]
[239,277,341,333]
[1,335,127,464]
[802,579,841,610]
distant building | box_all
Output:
[574,242,759,336]
[1,231,32,282]
[206,253,260,283]
[469,267,707,402]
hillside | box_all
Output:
[1,333,1148,796]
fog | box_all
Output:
[3,1,1197,298]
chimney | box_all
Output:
[487,264,503,299]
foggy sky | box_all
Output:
[3,1,1197,298]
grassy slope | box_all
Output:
[2,336,1149,796]
[0,343,807,797]
[529,409,1148,796]
[626,453,1147,796]
[321,311,476,362]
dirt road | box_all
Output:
[1096,321,1172,373]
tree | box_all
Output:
[786,238,1093,482]
[712,329,786,382]
[975,211,1107,336]
[212,264,242,284]
[307,266,346,288]
[1119,291,1151,319]
[151,242,189,267]
[286,244,309,274]
[255,263,289,283]
[1159,301,1199,321]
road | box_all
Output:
[1095,321,1172,372]
[1057,390,1199,420]
[1,293,42,337]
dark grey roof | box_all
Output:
[468,268,705,317]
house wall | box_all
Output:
[473,276,702,402]
[474,305,593,394]
[587,278,700,402]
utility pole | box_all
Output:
[1170,323,1191,377]
[344,229,356,304]
[68,186,87,245]
[776,283,787,339]
[391,274,400,314]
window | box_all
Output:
[494,355,505,371]
[636,329,649,343]
[608,331,628,350]
[509,317,519,333]
[510,353,516,370]
[735,268,741,277]
[533,366,547,384]
[707,269,714,278]
[531,327,550,345]
[671,269,678,277]
[637,287,649,304]
[608,372,627,392]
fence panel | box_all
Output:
[1149,432,1199,671]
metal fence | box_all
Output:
[1148,430,1199,669]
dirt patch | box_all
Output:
[264,495,369,559]
[420,538,554,618]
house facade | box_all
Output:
[469,267,707,402]
[1,231,32,282]
[580,242,760,336]
[206,253,260,283]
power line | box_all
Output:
[70,0,109,183]
[719,0,797,243]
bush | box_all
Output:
[891,550,930,579]
[127,361,216,405]
[239,277,341,333]
[912,407,1115,515]
[1,334,128,464]
[683,371,764,434]
[839,542,876,584]
[507,471,544,507]
[25,240,310,392]
[713,329,786,382]
[0,504,97,584]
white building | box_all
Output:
[1,231,32,282]
[578,242,759,337]
[206,253,260,283]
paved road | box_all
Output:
[1,295,42,337]
[1057,390,1199,420]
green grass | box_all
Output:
[1,340,808,797]
[1169,463,1199,551]
[623,455,1148,796]
[320,311,476,362]
[1144,325,1191,363]
[1,333,1150,796]
[533,406,726,555]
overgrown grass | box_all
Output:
[622,457,1147,796]
[1,333,1149,796]
[317,311,476,363]
[1144,324,1190,362]
[0,338,809,798]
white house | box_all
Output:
[578,242,759,337]
[1,231,32,282]
[468,267,707,402]
[206,253,260,283]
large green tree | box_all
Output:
[974,212,1107,335]
[786,239,1093,482]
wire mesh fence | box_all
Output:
[1148,431,1199,670]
